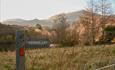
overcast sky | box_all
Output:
[0,0,115,21]
[0,0,87,21]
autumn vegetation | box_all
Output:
[49,0,115,46]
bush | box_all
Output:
[52,13,69,45]
[103,26,115,43]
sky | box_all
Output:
[0,0,87,21]
[0,0,115,21]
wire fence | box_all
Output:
[95,64,115,70]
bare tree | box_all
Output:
[51,13,69,45]
[114,0,115,13]
[79,0,98,45]
[96,0,113,42]
[79,0,113,45]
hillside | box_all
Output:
[0,23,16,34]
[0,23,25,33]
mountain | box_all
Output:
[2,10,115,28]
[2,18,53,27]
[66,10,84,22]
[2,10,84,27]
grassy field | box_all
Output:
[0,45,115,70]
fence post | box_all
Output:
[16,30,25,70]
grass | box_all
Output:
[0,44,115,70]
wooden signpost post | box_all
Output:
[16,31,25,70]
[16,30,51,70]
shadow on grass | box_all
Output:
[0,43,15,52]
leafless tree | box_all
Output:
[79,0,98,45]
[79,0,113,45]
[51,13,69,45]
[96,0,113,42]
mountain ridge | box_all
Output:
[2,10,84,27]
[2,10,115,27]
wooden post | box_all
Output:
[16,30,25,70]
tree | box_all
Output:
[96,0,113,42]
[51,13,69,45]
[79,0,98,45]
[88,0,99,45]
[36,24,42,29]
[79,0,113,45]
[79,11,94,45]
[103,25,115,43]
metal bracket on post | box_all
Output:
[16,30,25,70]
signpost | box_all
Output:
[16,30,51,70]
[26,38,50,48]
[16,30,25,70]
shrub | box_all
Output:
[103,25,115,43]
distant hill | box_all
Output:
[65,10,84,22]
[3,18,53,27]
[2,10,84,27]
[2,10,115,28]
[50,10,84,23]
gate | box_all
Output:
[16,30,51,70]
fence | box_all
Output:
[95,64,115,70]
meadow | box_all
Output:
[0,45,115,70]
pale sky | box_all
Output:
[0,0,87,21]
[0,0,115,21]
